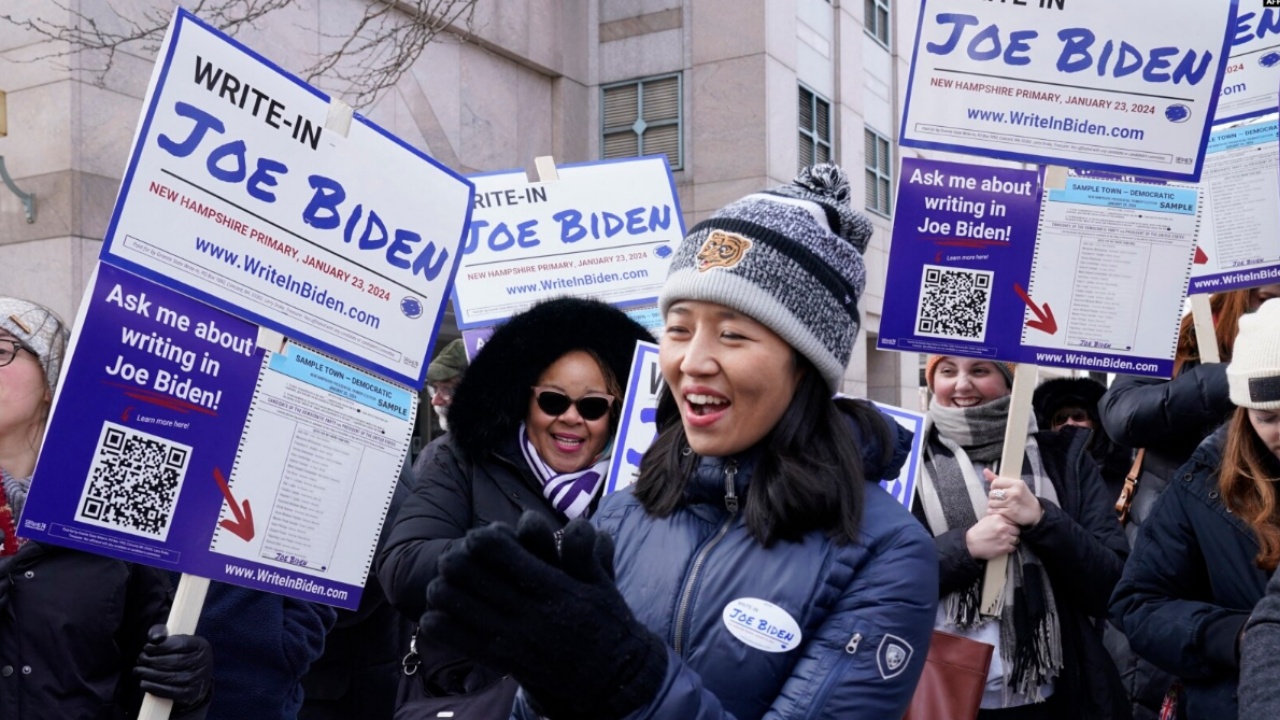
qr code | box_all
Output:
[914,265,994,342]
[76,421,192,541]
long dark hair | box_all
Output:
[633,357,892,546]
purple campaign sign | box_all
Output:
[877,158,1043,363]
[461,326,494,362]
[21,264,365,609]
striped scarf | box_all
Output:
[0,466,30,557]
[518,423,611,520]
[917,397,1064,704]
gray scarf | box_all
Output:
[918,396,1063,703]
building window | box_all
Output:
[602,74,682,170]
[799,85,832,173]
[865,128,892,217]
[865,0,890,48]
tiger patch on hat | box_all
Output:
[696,230,753,271]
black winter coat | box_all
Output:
[1099,361,1233,495]
[913,426,1131,720]
[376,433,569,690]
[0,542,203,720]
[1110,427,1272,719]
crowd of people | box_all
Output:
[3,164,1280,719]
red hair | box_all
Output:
[1219,408,1280,570]
[1173,289,1256,376]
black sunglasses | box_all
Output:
[531,387,615,421]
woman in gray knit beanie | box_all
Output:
[420,165,940,720]
[0,295,216,718]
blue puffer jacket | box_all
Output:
[1110,426,1273,720]
[516,409,938,720]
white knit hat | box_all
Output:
[1228,298,1280,410]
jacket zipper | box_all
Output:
[673,461,738,657]
[803,632,863,720]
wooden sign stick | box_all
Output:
[980,363,1038,616]
[1189,294,1221,365]
[136,574,211,720]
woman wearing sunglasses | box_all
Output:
[377,297,651,710]
[417,166,939,720]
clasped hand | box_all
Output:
[965,471,1044,560]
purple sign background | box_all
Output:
[878,158,1043,363]
[22,264,365,609]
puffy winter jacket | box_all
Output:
[514,409,939,720]
[1099,361,1233,497]
[1111,427,1273,719]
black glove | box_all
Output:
[133,625,214,708]
[421,512,668,720]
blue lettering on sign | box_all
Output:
[756,619,796,643]
[554,206,673,244]
[462,219,542,255]
[924,13,1215,86]
[157,101,449,281]
[625,407,659,469]
[461,206,671,256]
[1233,10,1280,48]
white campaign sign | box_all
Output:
[1022,174,1200,375]
[873,403,925,511]
[1215,9,1280,124]
[100,10,473,387]
[605,341,662,495]
[209,342,413,591]
[1190,118,1280,294]
[901,0,1236,180]
[452,158,682,329]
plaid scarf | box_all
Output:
[519,424,611,520]
[0,466,30,557]
[917,396,1064,703]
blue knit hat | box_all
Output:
[658,164,872,391]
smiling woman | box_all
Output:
[917,354,1129,719]
[377,297,651,707]
[417,165,941,720]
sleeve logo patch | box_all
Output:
[877,634,913,680]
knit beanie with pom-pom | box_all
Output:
[658,164,872,391]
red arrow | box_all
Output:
[1194,245,1209,265]
[121,405,133,422]
[213,467,255,541]
[1013,283,1058,335]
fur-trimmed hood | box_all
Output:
[1032,377,1106,430]
[447,297,654,462]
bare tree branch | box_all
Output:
[0,0,478,108]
